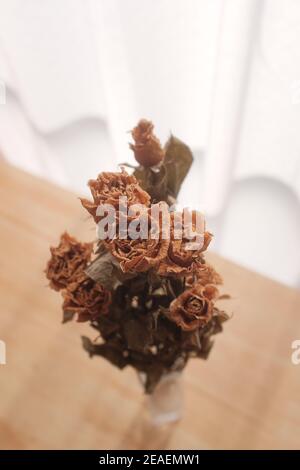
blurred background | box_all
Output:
[0,0,299,288]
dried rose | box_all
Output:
[107,208,169,274]
[80,169,151,223]
[62,272,111,322]
[45,232,93,291]
[167,284,219,332]
[158,211,212,277]
[130,119,165,167]
[186,263,223,287]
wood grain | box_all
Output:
[0,161,300,450]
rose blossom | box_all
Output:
[186,263,223,287]
[130,119,165,167]
[167,284,219,332]
[158,211,212,277]
[62,272,111,322]
[80,169,151,223]
[107,208,169,273]
[45,232,93,291]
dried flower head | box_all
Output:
[80,170,151,223]
[167,284,219,332]
[186,263,223,287]
[62,272,111,322]
[158,211,212,277]
[107,209,169,274]
[130,119,165,167]
[45,232,93,291]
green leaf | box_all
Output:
[164,135,193,198]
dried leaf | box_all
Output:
[97,315,120,340]
[123,317,153,352]
[133,165,168,203]
[62,310,75,324]
[218,294,231,300]
[85,252,115,289]
[81,336,128,369]
[133,135,193,202]
[164,135,193,198]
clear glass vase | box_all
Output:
[138,371,184,426]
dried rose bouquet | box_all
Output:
[46,120,229,394]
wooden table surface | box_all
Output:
[0,161,300,450]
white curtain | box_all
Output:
[0,0,299,287]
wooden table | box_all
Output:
[0,161,300,450]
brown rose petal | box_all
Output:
[186,263,223,287]
[62,272,111,322]
[167,284,219,332]
[112,238,169,273]
[130,119,165,167]
[108,209,169,274]
[45,232,93,291]
[158,211,212,277]
[80,169,151,223]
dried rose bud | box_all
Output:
[167,284,219,332]
[80,169,150,223]
[45,232,93,291]
[130,119,165,167]
[62,272,111,322]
